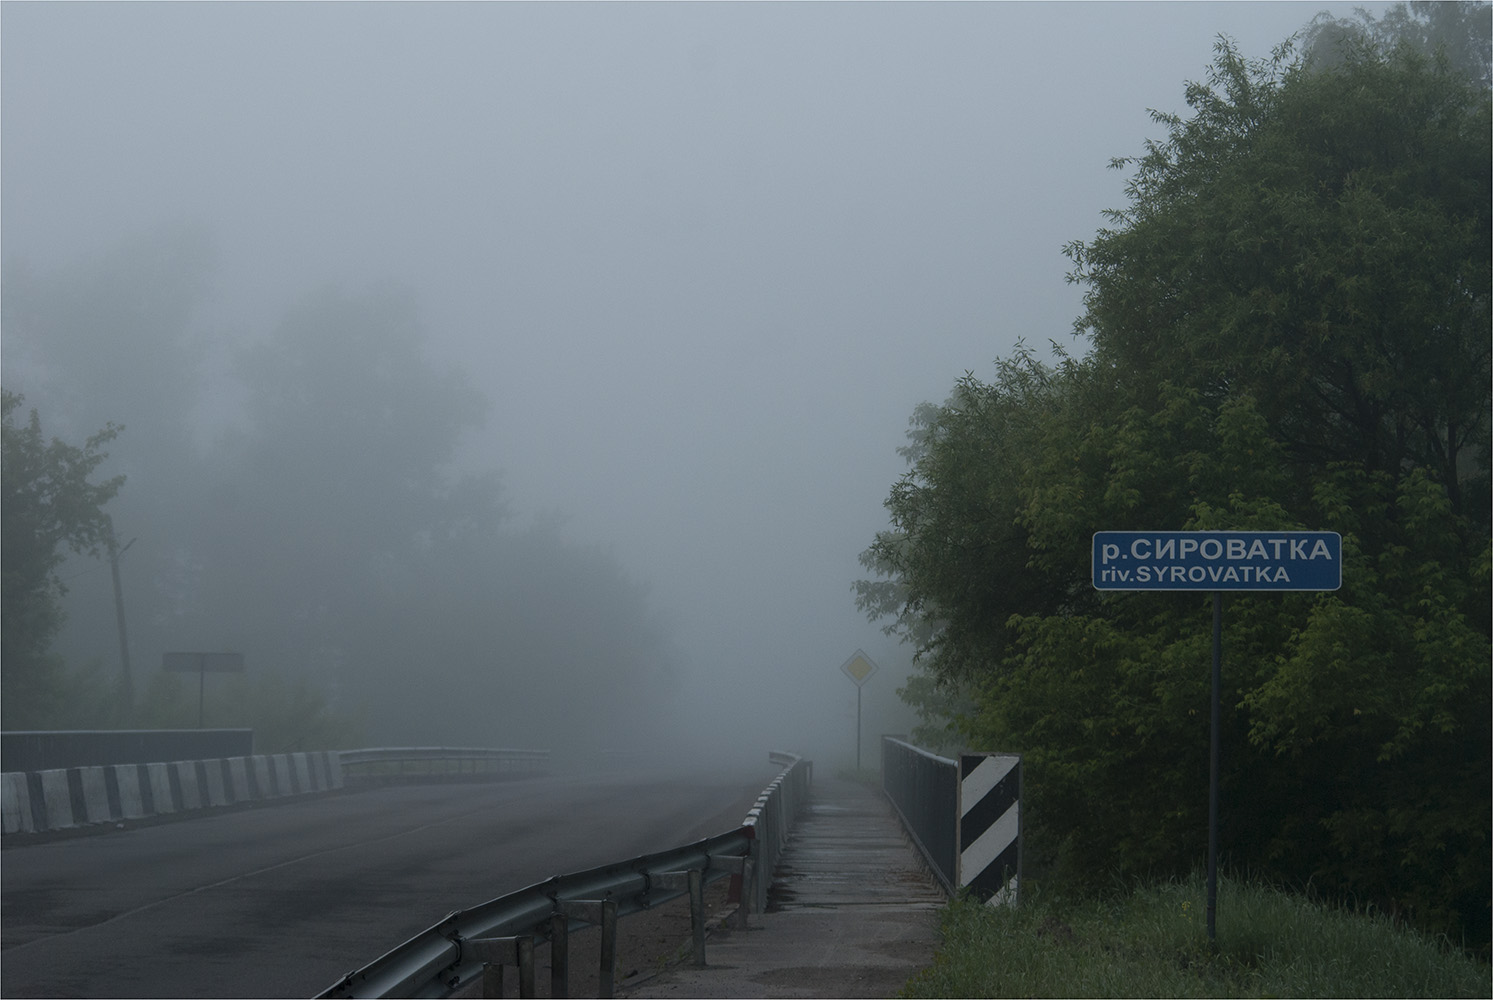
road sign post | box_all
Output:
[1091,531,1340,943]
[162,652,246,728]
[839,650,879,770]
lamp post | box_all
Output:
[106,516,136,707]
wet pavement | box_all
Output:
[622,774,948,998]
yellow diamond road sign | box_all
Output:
[840,649,879,687]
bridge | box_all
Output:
[1,740,1014,998]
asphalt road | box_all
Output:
[1,762,776,998]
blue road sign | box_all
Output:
[1092,531,1342,591]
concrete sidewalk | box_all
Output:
[624,774,948,998]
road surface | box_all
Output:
[1,763,774,998]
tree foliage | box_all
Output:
[2,254,682,755]
[1,390,125,726]
[860,7,1490,948]
[1302,0,1492,89]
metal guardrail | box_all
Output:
[881,737,1023,906]
[881,736,958,895]
[742,751,812,915]
[320,751,811,999]
[338,747,550,783]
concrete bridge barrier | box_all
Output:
[0,750,347,836]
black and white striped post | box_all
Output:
[957,752,1022,905]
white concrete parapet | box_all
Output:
[1,750,350,836]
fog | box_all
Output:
[1,3,1376,769]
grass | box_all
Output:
[901,874,1490,998]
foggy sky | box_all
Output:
[1,2,1382,763]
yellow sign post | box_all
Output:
[839,649,879,768]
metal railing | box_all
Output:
[338,747,550,784]
[320,751,812,999]
[881,737,1023,906]
[742,751,812,914]
[881,736,958,894]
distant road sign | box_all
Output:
[1092,531,1341,591]
[162,652,245,672]
[840,650,879,687]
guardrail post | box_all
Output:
[553,898,618,999]
[649,870,707,966]
[688,869,705,964]
[597,900,617,998]
[706,854,753,930]
[748,845,759,928]
[550,909,568,998]
[728,825,755,914]
[470,936,535,998]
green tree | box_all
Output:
[4,241,684,754]
[2,226,221,704]
[178,283,492,717]
[1,390,125,726]
[182,284,678,754]
[1302,0,1492,88]
[861,9,1490,948]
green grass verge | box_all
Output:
[902,874,1489,998]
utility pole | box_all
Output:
[107,517,136,708]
